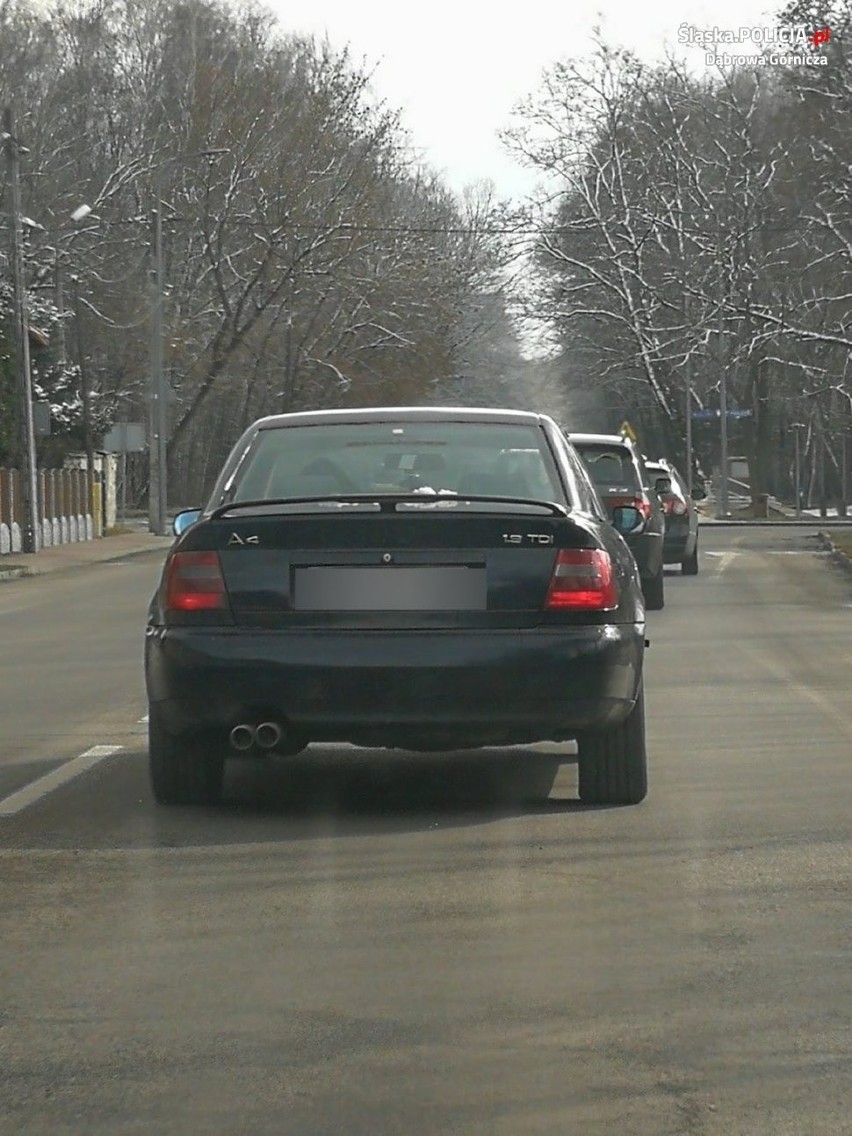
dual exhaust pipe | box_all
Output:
[229,721,282,753]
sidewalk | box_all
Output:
[0,530,175,582]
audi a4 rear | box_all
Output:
[145,408,648,808]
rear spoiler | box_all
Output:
[209,494,570,520]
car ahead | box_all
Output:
[644,458,700,575]
[566,432,666,610]
[145,407,649,808]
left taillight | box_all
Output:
[165,550,228,612]
[611,495,652,521]
[545,549,619,611]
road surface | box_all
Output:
[1,527,850,1134]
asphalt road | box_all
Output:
[1,528,851,1135]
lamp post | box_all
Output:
[148,149,228,536]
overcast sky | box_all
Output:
[267,0,782,199]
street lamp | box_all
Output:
[148,149,229,536]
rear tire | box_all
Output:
[643,567,665,610]
[577,681,648,805]
[681,537,699,576]
[148,707,224,806]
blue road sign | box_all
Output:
[691,409,752,420]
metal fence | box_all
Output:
[0,467,100,554]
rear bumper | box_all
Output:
[662,520,694,562]
[146,624,644,748]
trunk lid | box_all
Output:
[196,499,597,629]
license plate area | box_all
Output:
[293,566,486,611]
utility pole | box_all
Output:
[73,277,96,531]
[685,357,694,498]
[147,150,227,533]
[3,106,40,553]
[817,402,827,518]
[149,197,166,535]
[792,424,803,519]
[716,247,729,518]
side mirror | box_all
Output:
[654,476,672,495]
[173,509,202,537]
[691,484,707,501]
[611,505,644,535]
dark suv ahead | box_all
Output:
[567,433,666,609]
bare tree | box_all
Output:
[505,24,851,501]
[1,0,514,504]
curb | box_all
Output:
[0,539,172,583]
[0,565,30,582]
[816,530,852,576]
[697,518,852,527]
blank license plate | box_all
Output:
[294,566,486,611]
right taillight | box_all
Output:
[165,550,228,611]
[662,497,687,516]
[545,549,619,611]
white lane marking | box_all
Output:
[716,551,740,573]
[0,745,123,817]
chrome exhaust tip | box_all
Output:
[229,724,255,752]
[255,721,282,750]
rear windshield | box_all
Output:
[226,422,565,504]
[573,444,640,492]
[648,464,686,498]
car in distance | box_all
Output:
[644,458,700,575]
[566,432,666,610]
[145,407,649,808]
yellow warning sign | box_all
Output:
[619,420,638,443]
